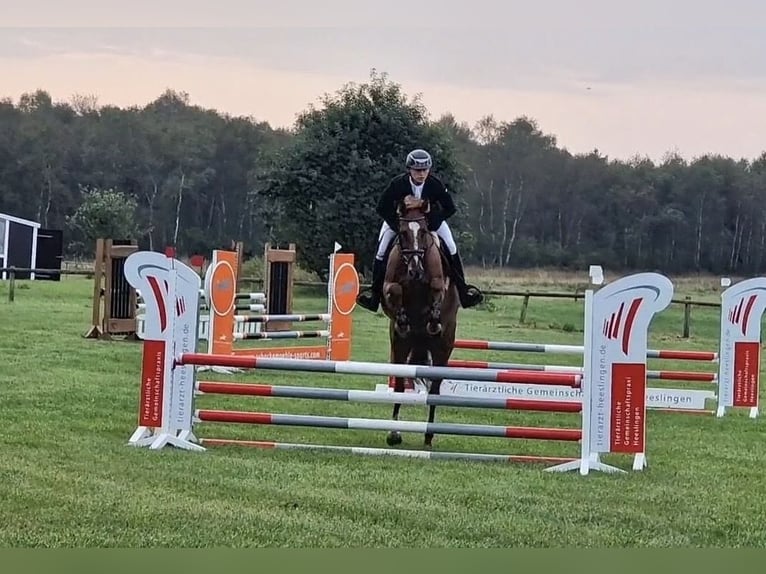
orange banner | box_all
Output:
[206,250,238,355]
[327,253,359,361]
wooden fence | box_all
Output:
[2,267,722,338]
[240,278,721,340]
[484,289,720,339]
[0,267,93,303]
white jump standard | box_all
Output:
[716,277,766,418]
[124,250,675,475]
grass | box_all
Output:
[0,273,765,548]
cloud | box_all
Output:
[3,2,766,162]
[4,0,766,28]
[3,23,766,97]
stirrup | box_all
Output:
[460,285,484,308]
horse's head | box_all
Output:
[395,196,434,283]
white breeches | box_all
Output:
[375,221,458,260]
[376,223,397,259]
[436,221,458,255]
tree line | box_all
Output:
[1,70,765,279]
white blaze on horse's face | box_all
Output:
[409,221,420,253]
[407,220,424,279]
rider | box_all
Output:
[356,148,483,312]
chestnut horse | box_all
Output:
[380,196,459,449]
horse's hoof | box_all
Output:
[386,431,402,446]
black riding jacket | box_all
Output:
[376,173,456,231]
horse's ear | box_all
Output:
[423,200,431,213]
[396,202,404,216]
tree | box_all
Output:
[260,70,464,278]
[3,81,766,275]
[66,186,141,254]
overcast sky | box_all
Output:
[3,0,765,162]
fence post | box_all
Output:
[682,296,691,338]
[519,292,530,323]
[8,267,16,303]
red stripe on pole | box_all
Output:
[656,371,716,382]
[505,399,581,413]
[496,370,579,386]
[197,410,272,424]
[448,359,491,368]
[454,339,490,350]
[197,382,274,396]
[656,350,717,361]
[503,426,581,441]
[387,376,416,389]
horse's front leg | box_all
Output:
[426,278,445,336]
[385,282,411,337]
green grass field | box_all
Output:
[1,273,765,548]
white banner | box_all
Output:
[374,383,715,410]
[435,381,715,411]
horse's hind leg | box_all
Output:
[387,375,405,446]
[424,343,453,449]
[386,337,410,447]
[405,346,434,448]
[424,378,442,449]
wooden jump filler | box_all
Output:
[84,238,139,340]
[263,242,296,332]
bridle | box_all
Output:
[395,212,437,279]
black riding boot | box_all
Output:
[450,251,483,308]
[357,258,386,312]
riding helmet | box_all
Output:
[405,149,432,170]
